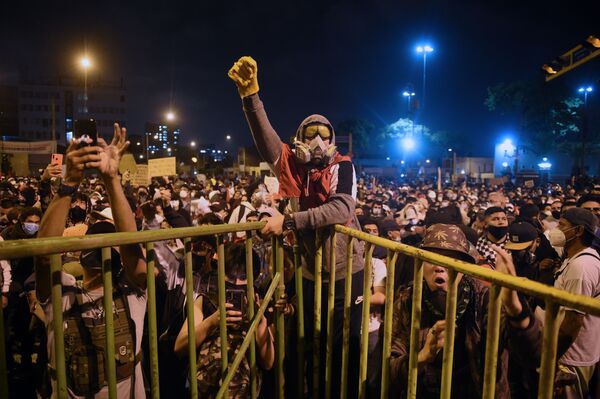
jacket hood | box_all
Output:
[295,114,335,145]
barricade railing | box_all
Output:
[2,222,600,399]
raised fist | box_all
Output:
[228,56,259,98]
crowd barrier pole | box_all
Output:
[50,253,67,398]
[244,235,257,399]
[274,236,285,398]
[216,235,229,399]
[293,235,305,399]
[538,300,561,399]
[379,251,398,399]
[440,269,459,399]
[216,272,282,399]
[482,284,502,399]
[0,267,7,398]
[183,238,198,399]
[358,243,374,399]
[324,228,337,399]
[313,229,323,398]
[145,242,160,398]
[340,236,354,399]
[407,259,424,399]
[101,247,118,398]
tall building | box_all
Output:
[1,74,126,144]
[144,122,180,158]
[0,86,19,138]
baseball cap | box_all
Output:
[562,208,598,234]
[505,222,538,250]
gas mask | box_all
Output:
[293,119,337,165]
[293,135,336,165]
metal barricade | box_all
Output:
[1,222,600,399]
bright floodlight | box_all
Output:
[502,162,509,168]
[402,137,416,151]
[416,45,433,53]
[80,57,91,69]
[190,141,196,147]
[166,112,175,121]
[191,157,198,163]
[139,154,144,159]
[448,148,453,152]
[426,159,430,163]
[226,135,231,140]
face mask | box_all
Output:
[487,225,508,240]
[179,190,189,199]
[560,226,579,245]
[512,249,537,266]
[427,191,436,200]
[552,210,561,220]
[90,198,98,207]
[437,195,443,202]
[69,207,87,223]
[155,214,165,224]
[372,207,382,216]
[22,222,39,236]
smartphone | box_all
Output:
[226,289,247,316]
[51,154,63,166]
[73,119,98,146]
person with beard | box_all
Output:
[390,224,542,398]
[36,124,148,398]
[476,207,509,268]
[229,56,365,398]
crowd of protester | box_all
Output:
[1,134,600,398]
[0,54,599,398]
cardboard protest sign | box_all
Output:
[264,176,280,194]
[132,165,149,186]
[524,180,535,188]
[148,157,176,177]
[119,153,138,174]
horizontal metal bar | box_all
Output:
[0,222,267,260]
[334,224,600,316]
[215,272,282,399]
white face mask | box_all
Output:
[155,214,165,224]
[427,191,436,200]
[179,190,189,199]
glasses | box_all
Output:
[583,207,600,213]
[302,124,331,140]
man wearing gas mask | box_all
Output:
[229,56,365,398]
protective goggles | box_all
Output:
[302,123,332,140]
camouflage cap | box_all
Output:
[421,223,475,263]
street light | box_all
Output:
[415,44,433,111]
[190,141,196,148]
[79,56,92,114]
[402,91,416,114]
[166,112,175,121]
[226,135,231,140]
[577,85,593,174]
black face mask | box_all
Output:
[552,210,561,220]
[69,206,87,223]
[487,225,508,240]
[512,249,537,278]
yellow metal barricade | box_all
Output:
[1,221,600,399]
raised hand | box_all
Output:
[492,244,525,319]
[228,56,259,98]
[64,142,102,185]
[97,123,129,179]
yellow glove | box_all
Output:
[228,56,259,98]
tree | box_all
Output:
[485,80,599,163]
[336,118,376,157]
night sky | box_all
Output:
[1,1,598,156]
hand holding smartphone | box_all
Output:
[73,119,98,147]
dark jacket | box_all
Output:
[390,276,542,399]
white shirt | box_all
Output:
[368,258,387,333]
[554,247,600,366]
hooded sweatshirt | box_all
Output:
[241,94,364,281]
